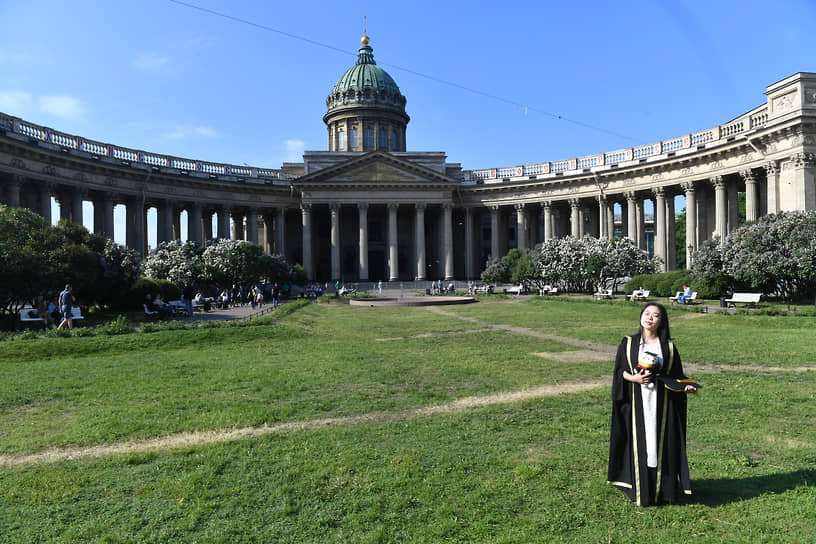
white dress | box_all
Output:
[638,341,664,468]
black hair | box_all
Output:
[639,302,671,343]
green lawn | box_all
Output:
[1,298,814,542]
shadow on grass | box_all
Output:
[690,468,816,506]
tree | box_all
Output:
[531,236,656,293]
[722,211,816,303]
[141,240,203,287]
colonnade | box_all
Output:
[0,164,775,281]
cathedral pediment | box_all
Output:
[293,151,460,190]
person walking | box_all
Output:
[56,283,76,330]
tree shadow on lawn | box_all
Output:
[690,468,816,506]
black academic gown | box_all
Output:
[607,333,692,506]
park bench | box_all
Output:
[538,286,558,296]
[20,307,83,326]
[627,290,650,302]
[594,289,613,300]
[669,291,698,305]
[725,292,761,308]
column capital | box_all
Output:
[414,202,426,210]
[387,203,399,211]
[740,169,756,183]
[514,202,526,211]
[792,152,816,168]
[329,202,341,212]
[652,186,665,199]
[681,181,696,194]
[541,200,552,209]
[596,193,606,204]
[357,202,369,211]
[709,175,725,189]
[763,160,779,175]
[488,204,500,213]
[569,198,580,208]
[442,202,454,211]
[300,203,312,213]
[624,191,637,202]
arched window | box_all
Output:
[338,130,346,150]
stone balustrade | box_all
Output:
[0,100,771,187]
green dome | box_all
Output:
[332,40,401,96]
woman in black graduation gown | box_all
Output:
[607,302,698,506]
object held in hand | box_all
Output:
[637,351,660,373]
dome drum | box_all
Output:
[324,36,409,152]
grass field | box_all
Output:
[1,297,814,542]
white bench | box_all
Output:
[538,286,558,296]
[20,308,46,326]
[669,291,698,305]
[725,293,761,308]
[21,307,83,325]
[627,290,650,301]
[594,289,613,300]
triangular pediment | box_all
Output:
[293,151,460,189]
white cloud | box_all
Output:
[0,90,32,113]
[133,53,169,73]
[284,138,305,161]
[39,94,84,120]
[164,124,220,140]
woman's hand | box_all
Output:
[624,370,652,385]
[684,385,697,393]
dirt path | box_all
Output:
[0,380,606,468]
[424,307,616,354]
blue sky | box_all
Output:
[2,0,815,245]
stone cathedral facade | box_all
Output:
[1,36,815,283]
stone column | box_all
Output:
[653,187,667,271]
[126,196,146,256]
[742,170,758,223]
[515,203,527,250]
[711,176,726,241]
[330,203,340,281]
[188,202,203,244]
[764,161,779,214]
[71,187,85,225]
[635,199,645,250]
[597,195,607,239]
[202,210,214,243]
[727,178,739,234]
[666,197,677,270]
[103,194,115,240]
[683,182,697,268]
[39,183,52,224]
[442,204,453,280]
[217,206,231,240]
[414,203,426,280]
[157,200,173,244]
[542,201,552,242]
[172,207,182,241]
[387,203,399,281]
[464,207,475,279]
[232,210,244,240]
[569,199,580,238]
[6,176,21,208]
[301,204,312,280]
[625,192,638,245]
[358,204,369,281]
[261,213,273,254]
[606,200,615,240]
[246,208,259,244]
[93,196,104,235]
[489,205,500,260]
[276,207,286,255]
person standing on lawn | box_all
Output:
[607,302,699,506]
